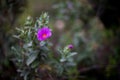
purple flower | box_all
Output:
[68,44,73,49]
[37,27,52,41]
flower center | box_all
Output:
[42,33,47,38]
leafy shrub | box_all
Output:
[11,13,77,80]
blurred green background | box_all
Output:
[0,0,120,80]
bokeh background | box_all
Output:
[0,0,120,80]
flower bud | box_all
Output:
[68,44,73,49]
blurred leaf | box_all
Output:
[40,41,46,46]
[67,52,77,58]
[31,61,40,68]
[26,52,39,66]
[13,35,20,39]
[24,72,29,80]
[60,58,66,62]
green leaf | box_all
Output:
[23,72,29,80]
[60,58,66,62]
[31,61,40,68]
[13,35,20,39]
[26,52,38,66]
[40,41,46,46]
[67,52,77,58]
